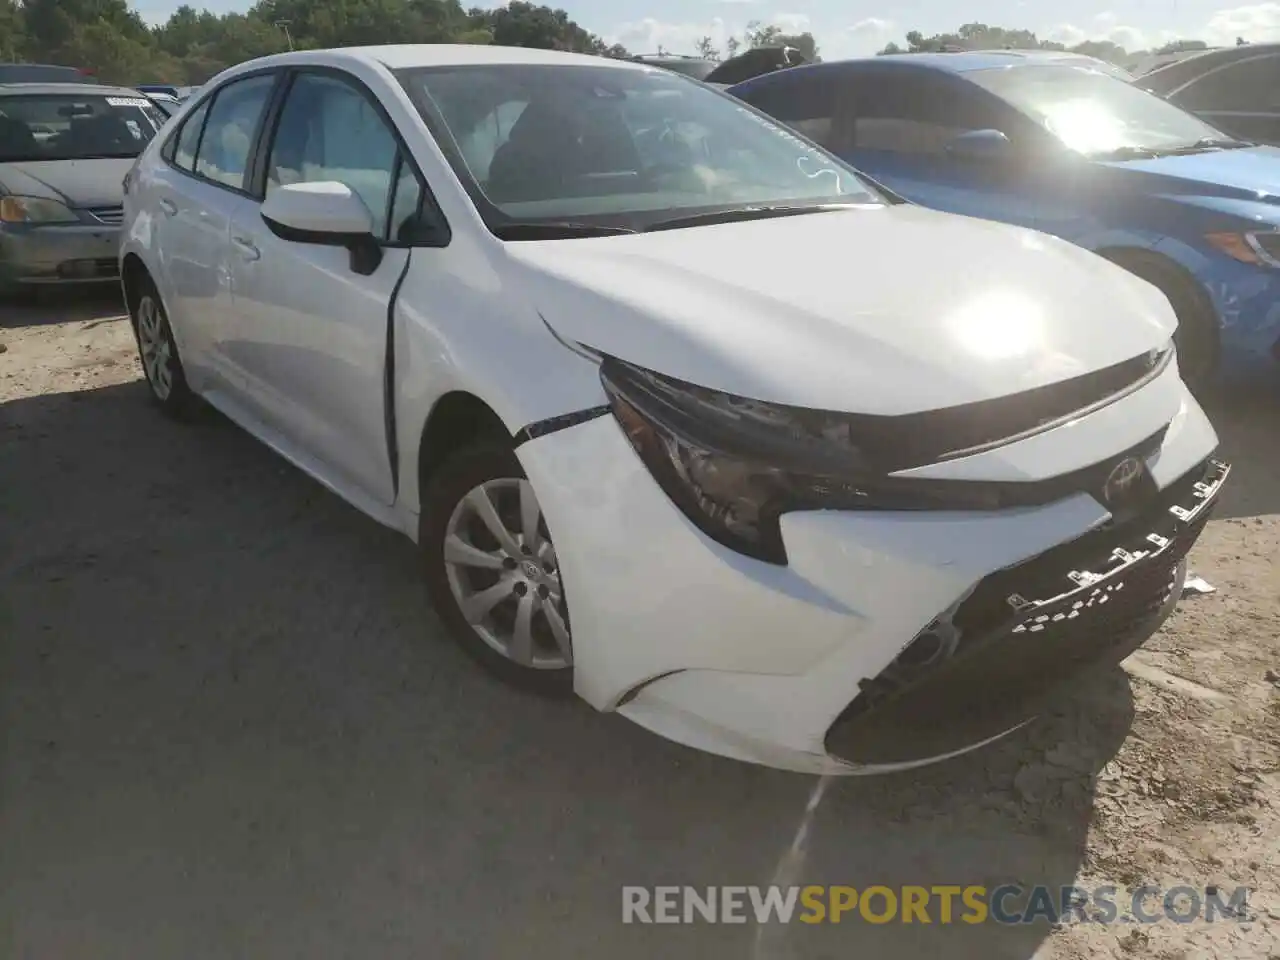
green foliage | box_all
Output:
[876,22,1219,68]
[695,20,821,64]
[0,0,645,83]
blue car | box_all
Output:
[729,52,1280,387]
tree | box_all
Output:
[876,21,1219,68]
[693,36,719,61]
[11,0,632,84]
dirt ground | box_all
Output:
[1,291,1278,960]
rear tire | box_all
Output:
[1103,250,1219,392]
[129,277,198,419]
[420,443,574,698]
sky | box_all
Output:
[131,0,1280,59]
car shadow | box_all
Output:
[1199,373,1280,521]
[1,285,126,331]
[2,378,1135,960]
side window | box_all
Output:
[1175,56,1280,112]
[851,74,1007,156]
[171,99,209,172]
[388,158,424,242]
[195,74,276,190]
[267,72,404,239]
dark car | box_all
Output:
[1,83,167,294]
[1137,43,1280,146]
[628,55,718,82]
[730,53,1280,384]
[0,64,95,84]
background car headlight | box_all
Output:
[599,358,1007,564]
[1205,230,1280,268]
[0,196,79,225]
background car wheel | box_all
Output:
[131,280,197,418]
[1103,250,1220,392]
[421,444,574,697]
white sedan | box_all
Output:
[119,44,1228,775]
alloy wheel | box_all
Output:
[136,294,173,400]
[442,477,572,669]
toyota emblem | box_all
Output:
[1102,456,1144,505]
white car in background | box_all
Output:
[118,45,1228,775]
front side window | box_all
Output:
[397,63,879,232]
[969,64,1227,156]
[266,72,419,241]
[844,72,1016,156]
[194,74,276,191]
[0,93,164,162]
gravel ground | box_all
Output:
[2,290,1278,960]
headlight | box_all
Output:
[1205,230,1280,268]
[0,196,79,225]
[600,359,1016,565]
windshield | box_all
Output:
[397,63,878,233]
[0,93,165,162]
[968,64,1227,156]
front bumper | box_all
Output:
[0,222,121,286]
[517,364,1223,775]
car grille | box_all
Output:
[824,457,1229,766]
[86,205,123,225]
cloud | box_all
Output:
[610,16,737,55]
[1204,2,1280,43]
[841,17,895,55]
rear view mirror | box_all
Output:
[260,181,383,275]
[944,128,1013,161]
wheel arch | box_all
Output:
[414,390,513,504]
[1094,244,1221,385]
[120,251,152,319]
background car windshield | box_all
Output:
[0,94,164,162]
[968,65,1225,155]
[398,63,877,229]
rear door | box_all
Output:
[147,73,278,391]
[223,68,435,505]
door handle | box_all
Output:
[231,235,261,261]
[158,198,178,217]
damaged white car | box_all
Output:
[119,44,1229,774]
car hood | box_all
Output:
[0,158,132,208]
[1098,145,1280,204]
[504,205,1176,415]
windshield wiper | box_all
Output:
[1167,136,1256,154]
[643,203,855,233]
[491,221,636,241]
[1092,137,1256,161]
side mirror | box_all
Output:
[260,181,383,275]
[944,128,1013,162]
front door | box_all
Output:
[224,70,426,507]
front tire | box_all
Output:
[421,444,574,697]
[130,279,197,418]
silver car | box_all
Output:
[1,82,166,294]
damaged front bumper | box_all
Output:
[825,458,1229,767]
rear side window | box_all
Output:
[172,99,209,171]
[1174,55,1280,112]
[194,74,276,191]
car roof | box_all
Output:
[0,81,145,97]
[227,43,640,74]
